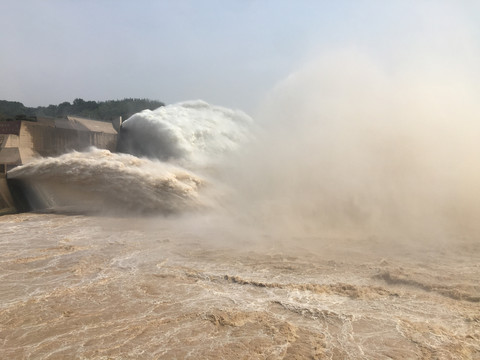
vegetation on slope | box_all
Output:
[0,98,164,121]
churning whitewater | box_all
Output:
[119,100,253,168]
[7,100,253,214]
[7,149,204,214]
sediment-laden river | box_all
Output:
[1,212,478,359]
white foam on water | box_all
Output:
[7,101,253,214]
[119,100,253,170]
[8,148,203,214]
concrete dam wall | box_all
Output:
[0,116,119,213]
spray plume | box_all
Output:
[226,49,480,243]
[6,50,480,246]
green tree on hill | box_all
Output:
[0,98,164,121]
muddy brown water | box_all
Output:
[1,213,479,359]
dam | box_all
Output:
[0,116,120,214]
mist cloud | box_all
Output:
[225,47,480,243]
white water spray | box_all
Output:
[7,101,253,214]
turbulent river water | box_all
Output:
[2,93,480,358]
[0,212,479,359]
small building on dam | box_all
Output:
[0,116,120,213]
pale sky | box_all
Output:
[1,0,479,113]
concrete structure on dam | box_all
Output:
[0,116,119,213]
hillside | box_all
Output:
[0,98,164,121]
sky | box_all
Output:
[1,0,480,114]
